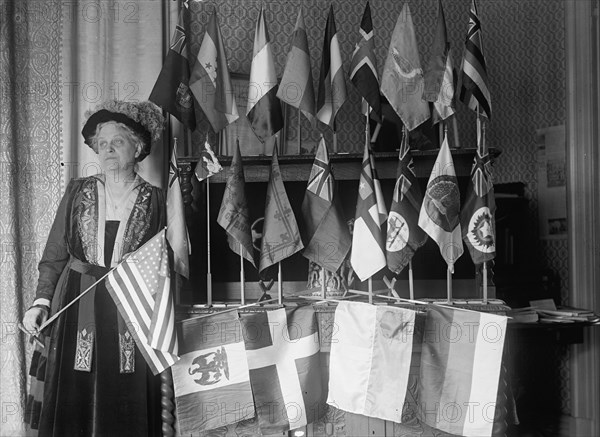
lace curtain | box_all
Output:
[0,1,175,433]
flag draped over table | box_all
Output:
[105,230,179,375]
[380,3,430,131]
[247,6,284,143]
[241,306,325,434]
[217,140,256,268]
[316,5,347,130]
[301,136,351,272]
[418,306,508,437]
[277,9,315,123]
[328,301,416,423]
[149,7,196,130]
[461,125,496,264]
[459,0,492,119]
[259,144,304,274]
[386,135,427,274]
[351,143,386,281]
[418,135,463,270]
[189,10,238,133]
[349,1,381,120]
[172,311,254,434]
[423,0,455,122]
[167,143,190,278]
[195,138,223,181]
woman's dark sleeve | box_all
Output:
[32,180,78,307]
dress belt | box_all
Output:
[69,258,110,280]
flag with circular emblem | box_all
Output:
[460,123,495,264]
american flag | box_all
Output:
[105,230,179,375]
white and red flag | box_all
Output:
[241,306,325,434]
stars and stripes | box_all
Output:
[105,230,179,375]
[459,0,492,119]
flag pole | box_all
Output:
[39,267,116,332]
[297,109,302,155]
[240,253,245,305]
[206,176,212,307]
[278,261,283,305]
[321,267,326,299]
[408,260,415,300]
[368,277,373,304]
[447,265,453,304]
[482,262,488,304]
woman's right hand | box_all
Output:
[22,306,48,334]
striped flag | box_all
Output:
[277,8,316,123]
[247,6,284,143]
[189,10,239,133]
[217,140,256,268]
[423,0,455,122]
[349,1,381,119]
[419,306,508,436]
[328,301,416,423]
[166,143,190,278]
[386,134,428,274]
[380,3,430,131]
[316,5,347,130]
[301,136,351,272]
[461,123,496,264]
[418,134,463,270]
[149,7,196,130]
[195,137,223,182]
[350,142,386,282]
[259,144,304,274]
[105,230,179,375]
[459,0,492,119]
[172,311,254,434]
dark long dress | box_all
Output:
[25,175,165,436]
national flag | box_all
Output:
[327,301,416,423]
[349,1,381,119]
[386,134,427,274]
[423,0,455,122]
[277,9,316,123]
[189,10,239,133]
[350,142,386,281]
[459,0,492,119]
[105,230,179,375]
[380,3,430,131]
[301,136,351,272]
[246,6,284,143]
[316,5,347,130]
[461,123,496,264]
[217,140,256,268]
[195,138,223,182]
[149,8,196,130]
[167,143,190,278]
[172,311,254,434]
[241,306,325,434]
[259,144,304,274]
[418,134,463,270]
[418,306,508,436]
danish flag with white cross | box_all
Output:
[240,306,326,434]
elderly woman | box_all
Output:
[22,100,166,436]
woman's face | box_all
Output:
[96,123,140,176]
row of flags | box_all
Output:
[172,302,508,437]
[149,0,493,146]
[208,129,496,286]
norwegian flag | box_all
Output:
[460,123,496,264]
[105,230,179,375]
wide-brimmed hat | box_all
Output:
[82,100,164,161]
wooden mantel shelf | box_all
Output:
[178,147,500,183]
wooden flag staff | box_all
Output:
[477,108,489,305]
[278,262,283,305]
[206,176,213,307]
[365,107,374,305]
[240,252,245,305]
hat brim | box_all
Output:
[82,110,151,147]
